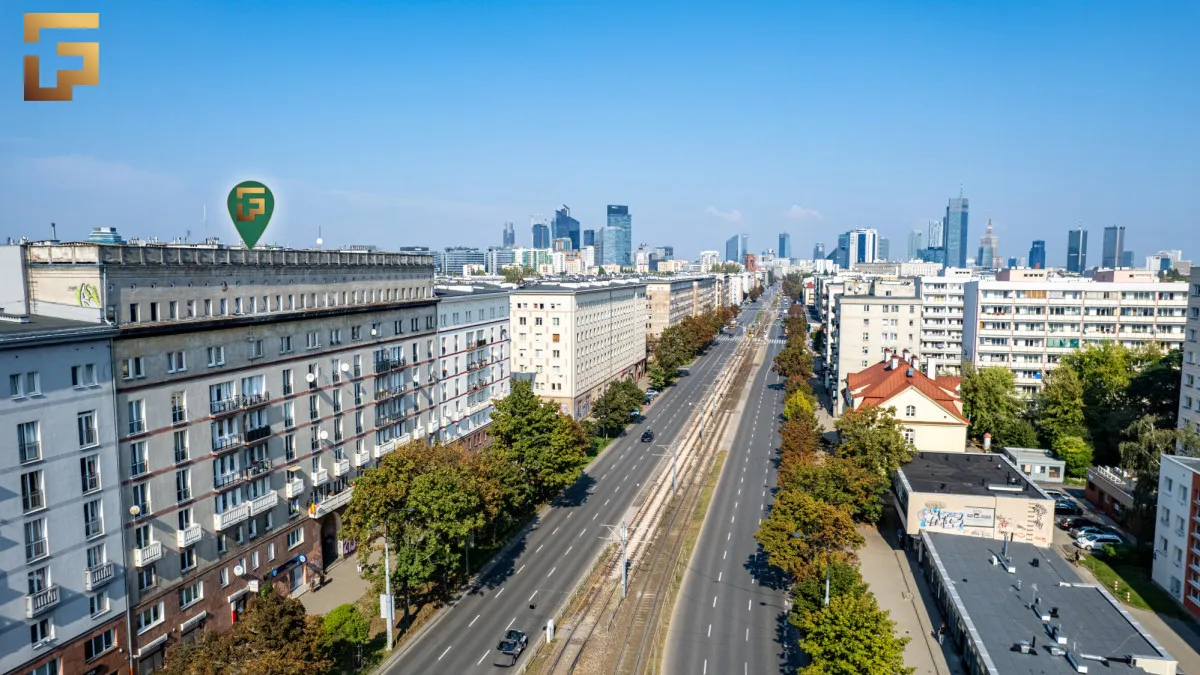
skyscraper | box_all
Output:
[1029,240,1046,269]
[878,238,890,261]
[1120,250,1134,268]
[606,205,633,266]
[1007,256,1019,269]
[840,228,879,267]
[942,196,969,269]
[835,233,850,268]
[725,235,741,264]
[502,221,515,248]
[976,220,998,269]
[778,233,792,259]
[928,219,944,248]
[812,242,826,261]
[553,206,581,250]
[907,229,924,260]
[740,234,749,262]
[583,229,595,247]
[1103,225,1126,268]
[532,221,550,248]
[1066,227,1088,273]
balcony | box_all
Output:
[243,460,271,479]
[286,476,305,499]
[248,490,278,516]
[213,503,250,531]
[375,437,403,458]
[26,585,59,618]
[241,391,270,409]
[172,407,188,425]
[309,487,354,519]
[313,468,330,486]
[134,541,163,567]
[354,447,372,467]
[177,523,202,548]
[214,471,242,489]
[245,424,272,444]
[476,338,487,347]
[374,357,405,374]
[84,561,115,591]
[210,396,240,416]
[213,433,243,453]
[333,458,350,477]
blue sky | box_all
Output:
[2,1,1197,263]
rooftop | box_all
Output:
[0,314,114,346]
[434,283,516,299]
[846,355,967,423]
[900,452,1048,499]
[512,279,648,294]
[1165,455,1200,472]
[923,531,1173,674]
[1004,447,1065,465]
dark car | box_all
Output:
[1054,500,1082,516]
[1059,516,1097,531]
[641,430,654,443]
[498,629,528,665]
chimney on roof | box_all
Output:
[891,356,899,370]
[902,348,910,360]
[926,358,937,380]
[883,347,892,363]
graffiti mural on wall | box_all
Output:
[920,506,965,531]
[74,282,100,308]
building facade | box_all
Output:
[1028,240,1046,270]
[844,352,968,453]
[605,206,632,267]
[1153,455,1200,619]
[433,285,511,449]
[829,278,923,414]
[532,223,550,249]
[1,316,128,675]
[510,281,647,419]
[1178,270,1200,437]
[1102,225,1126,269]
[777,233,791,260]
[976,220,998,270]
[917,273,970,376]
[645,277,718,338]
[942,196,969,269]
[1066,227,1088,273]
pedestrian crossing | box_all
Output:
[714,336,789,345]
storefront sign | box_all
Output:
[268,553,307,578]
[962,506,996,528]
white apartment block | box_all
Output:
[830,278,923,414]
[434,284,512,449]
[645,277,718,337]
[917,272,974,376]
[1177,270,1200,436]
[1152,455,1200,620]
[963,268,1187,396]
[1,318,128,675]
[510,280,647,419]
[19,242,437,674]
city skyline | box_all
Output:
[2,1,1196,262]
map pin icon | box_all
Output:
[227,181,275,249]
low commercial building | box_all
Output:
[434,284,513,449]
[917,531,1175,675]
[894,451,1056,547]
[510,280,647,419]
[1003,447,1065,484]
[844,351,968,453]
[1152,455,1200,619]
[1086,465,1142,538]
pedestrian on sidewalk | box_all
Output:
[937,622,946,646]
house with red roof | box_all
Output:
[843,348,969,453]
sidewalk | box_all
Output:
[858,514,964,675]
[299,552,371,616]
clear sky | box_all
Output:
[2,1,1197,264]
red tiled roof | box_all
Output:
[845,359,968,424]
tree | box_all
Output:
[1052,435,1093,479]
[501,266,525,284]
[591,379,643,437]
[779,412,824,473]
[797,593,913,675]
[779,457,888,523]
[834,405,913,476]
[1034,367,1087,446]
[1061,343,1135,464]
[783,387,817,421]
[959,363,1022,442]
[1119,415,1191,532]
[755,491,864,580]
[322,603,372,672]
[789,558,870,624]
[1126,348,1182,426]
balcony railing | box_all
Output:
[177,523,202,548]
[375,437,402,458]
[84,561,115,591]
[248,490,278,516]
[134,541,163,567]
[214,471,242,489]
[210,396,240,416]
[333,458,350,477]
[26,585,59,618]
[354,447,372,467]
[286,477,305,499]
[213,433,242,453]
[245,424,271,444]
[241,391,270,409]
[374,358,405,373]
[309,487,354,519]
[172,407,188,425]
[213,503,250,530]
[313,468,329,486]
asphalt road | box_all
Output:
[663,297,796,675]
[383,302,762,673]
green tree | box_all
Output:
[1118,415,1194,532]
[783,387,817,421]
[797,593,913,675]
[501,266,525,284]
[322,603,372,672]
[959,363,1022,442]
[779,457,888,523]
[1061,343,1135,463]
[1126,348,1182,426]
[789,558,870,619]
[1052,435,1093,479]
[1034,367,1087,446]
[755,491,864,580]
[834,405,913,476]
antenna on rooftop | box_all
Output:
[202,205,207,240]
[316,226,324,249]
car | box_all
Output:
[1059,516,1098,531]
[1071,524,1119,540]
[641,430,654,443]
[497,629,528,665]
[1054,500,1082,516]
[1043,489,1067,500]
[646,389,659,396]
[1075,533,1124,550]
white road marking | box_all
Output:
[567,512,573,519]
[495,588,505,598]
[713,596,718,607]
[708,624,712,638]
[723,550,727,560]
[506,617,516,630]
[535,545,543,554]
[438,646,452,661]
[565,545,573,556]
[551,527,560,535]
[746,628,749,641]
[704,659,708,674]
[477,650,489,665]
[592,513,598,521]
[548,566,557,578]
[468,614,480,627]
[727,532,731,541]
[718,571,723,581]
[517,564,525,574]
[578,528,586,538]
[748,599,752,611]
[529,590,538,602]
[731,516,735,523]
[604,499,610,506]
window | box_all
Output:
[30,661,59,675]
[903,428,916,443]
[306,332,321,350]
[176,469,192,502]
[207,346,226,367]
[351,326,362,341]
[18,421,40,462]
[287,527,304,549]
[284,401,295,428]
[282,368,293,396]
[128,399,146,435]
[180,546,197,572]
[121,357,146,380]
[268,542,276,561]
[71,364,98,387]
[78,410,98,447]
[137,603,164,633]
[252,550,260,570]
[130,441,148,477]
[167,351,187,373]
[174,430,189,463]
[84,628,115,661]
[169,300,179,319]
[131,482,150,515]
[81,455,101,493]
[309,394,319,420]
[30,617,53,645]
[137,565,156,591]
[220,567,230,587]
[21,470,44,512]
[83,499,104,538]
[905,405,916,418]
[331,329,343,345]
[25,518,48,560]
[89,591,110,618]
[280,335,294,354]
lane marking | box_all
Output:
[551,527,560,535]
[495,588,504,598]
[727,532,731,541]
[468,614,480,627]
[477,651,489,666]
[506,617,516,630]
[438,646,452,661]
[718,571,723,582]
[593,513,598,521]
[578,528,586,538]
[535,545,543,554]
[723,550,727,560]
[604,499,610,506]
[713,596,718,608]
[517,564,525,574]
[708,624,712,638]
[548,566,557,578]
[567,512,573,519]
[565,545,573,556]
[529,590,538,602]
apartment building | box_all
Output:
[1,316,127,675]
[829,278,922,414]
[916,271,973,376]
[1177,269,1200,436]
[963,268,1187,396]
[20,242,437,674]
[644,277,717,337]
[434,284,512,449]
[510,280,647,419]
[1153,455,1200,619]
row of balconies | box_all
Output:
[374,357,407,373]
[310,486,354,519]
[210,392,270,416]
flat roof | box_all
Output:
[1164,455,1200,472]
[923,532,1172,674]
[900,452,1048,499]
[434,284,514,299]
[1004,447,1065,464]
[0,315,114,346]
[512,279,647,294]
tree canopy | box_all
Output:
[834,405,913,476]
[797,593,914,675]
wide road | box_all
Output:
[663,294,796,675]
[384,302,761,674]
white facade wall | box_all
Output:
[1152,455,1199,612]
[918,276,968,376]
[434,287,512,445]
[1177,271,1200,435]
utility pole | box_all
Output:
[655,444,678,495]
[384,534,394,652]
[601,521,633,598]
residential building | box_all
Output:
[962,269,1187,395]
[854,261,943,277]
[812,242,825,261]
[551,238,572,253]
[645,277,717,337]
[0,315,127,675]
[634,244,660,273]
[1028,240,1046,269]
[1179,270,1200,437]
[1153,455,1200,619]
[19,242,438,673]
[829,278,922,414]
[485,246,516,276]
[580,246,597,270]
[1146,250,1184,272]
[433,284,512,449]
[1102,225,1126,269]
[439,246,487,276]
[511,248,553,271]
[1066,227,1088,273]
[1085,465,1140,536]
[777,233,791,260]
[942,196,969,269]
[844,351,967,453]
[699,250,720,272]
[917,272,971,376]
[502,222,515,248]
[976,220,999,270]
[531,222,550,249]
[605,206,633,267]
[907,230,924,261]
[1002,447,1065,484]
[509,280,647,419]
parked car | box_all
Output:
[641,430,654,443]
[1059,516,1098,531]
[1043,489,1066,500]
[1075,533,1124,550]
[1054,500,1082,517]
[1071,524,1119,540]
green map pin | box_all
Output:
[227,181,275,249]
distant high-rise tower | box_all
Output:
[725,235,742,264]
[840,228,879,267]
[1029,240,1046,269]
[552,206,581,251]
[1067,227,1088,273]
[928,219,944,249]
[942,195,969,269]
[1120,250,1134,268]
[977,220,999,269]
[502,221,515,248]
[878,238,890,261]
[907,230,924,260]
[778,233,792,259]
[812,242,825,261]
[605,205,632,266]
[1103,226,1126,268]
[532,221,550,248]
[583,229,595,247]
